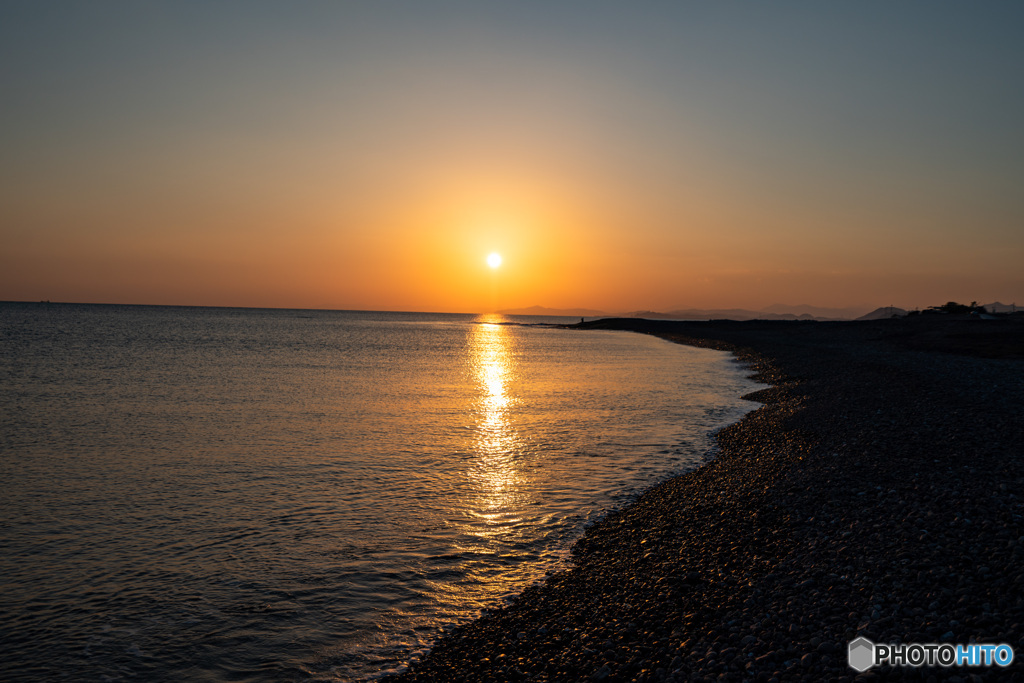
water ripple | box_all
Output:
[0,304,760,681]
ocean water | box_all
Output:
[0,303,759,681]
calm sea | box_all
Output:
[0,303,759,681]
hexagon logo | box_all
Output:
[848,637,875,672]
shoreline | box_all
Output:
[388,317,1024,682]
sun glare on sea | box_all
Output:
[487,252,502,269]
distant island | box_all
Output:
[618,304,868,321]
[500,302,1018,322]
[498,305,609,318]
[500,303,872,320]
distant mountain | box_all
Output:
[620,308,764,321]
[619,310,682,319]
[499,305,608,318]
[620,305,863,321]
[856,306,909,321]
[758,303,871,319]
[504,303,927,321]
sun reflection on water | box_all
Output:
[467,315,525,540]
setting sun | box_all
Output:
[487,252,503,269]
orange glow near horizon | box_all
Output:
[3,163,1022,314]
[2,5,1023,313]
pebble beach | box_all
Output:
[388,316,1024,682]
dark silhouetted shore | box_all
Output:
[389,317,1024,682]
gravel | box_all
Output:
[386,317,1024,682]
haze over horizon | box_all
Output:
[3,2,1023,314]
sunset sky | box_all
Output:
[3,2,1023,314]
